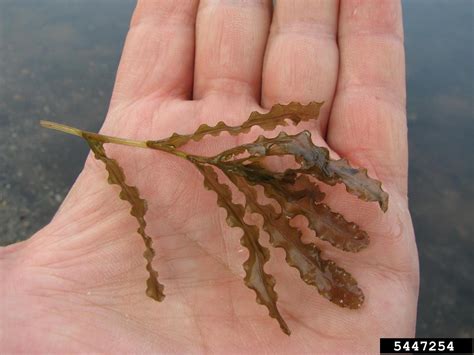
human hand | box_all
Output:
[1,1,419,353]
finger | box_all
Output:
[110,1,199,106]
[193,0,272,101]
[327,0,407,194]
[261,0,339,136]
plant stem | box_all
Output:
[40,120,196,161]
[40,120,148,148]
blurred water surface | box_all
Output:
[0,0,472,338]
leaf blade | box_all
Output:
[218,131,389,211]
[196,164,290,335]
[148,101,323,149]
[263,174,370,252]
[225,172,365,309]
[218,162,369,252]
[83,134,165,302]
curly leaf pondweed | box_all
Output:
[41,102,388,335]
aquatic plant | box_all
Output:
[41,102,388,335]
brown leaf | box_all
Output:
[218,131,389,212]
[225,172,365,309]
[263,174,369,252]
[196,164,290,335]
[218,162,369,252]
[83,134,165,302]
[147,101,323,149]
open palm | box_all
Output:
[1,1,419,353]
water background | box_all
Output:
[0,0,472,337]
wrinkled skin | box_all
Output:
[0,1,418,353]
